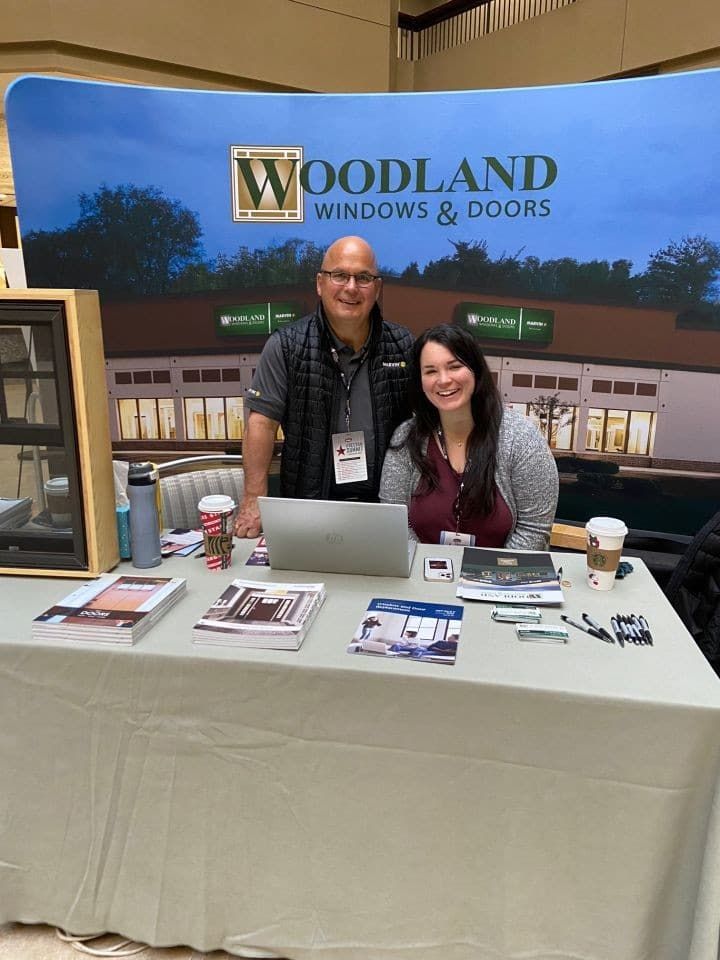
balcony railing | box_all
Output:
[398,0,576,61]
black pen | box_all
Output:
[610,616,625,648]
[582,612,615,644]
[638,615,654,646]
[631,615,653,646]
[617,617,634,645]
[560,614,604,641]
[622,615,642,645]
[629,616,646,645]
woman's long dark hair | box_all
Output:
[403,324,502,517]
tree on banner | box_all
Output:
[23,184,202,297]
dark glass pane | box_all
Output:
[636,382,657,396]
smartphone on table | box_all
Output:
[424,557,454,581]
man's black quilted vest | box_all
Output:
[278,304,413,499]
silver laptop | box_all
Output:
[258,497,418,578]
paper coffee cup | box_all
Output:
[585,516,628,591]
[44,476,72,528]
[198,494,235,571]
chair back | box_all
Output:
[664,509,720,673]
[158,457,244,529]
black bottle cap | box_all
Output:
[128,461,155,483]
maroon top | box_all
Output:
[409,440,513,545]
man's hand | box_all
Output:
[234,495,262,538]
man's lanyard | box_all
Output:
[331,345,368,432]
[435,428,472,535]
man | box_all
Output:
[234,235,413,537]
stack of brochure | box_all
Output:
[0,496,33,530]
[32,575,187,644]
[192,578,326,650]
[347,597,464,665]
[456,548,564,604]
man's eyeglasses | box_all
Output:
[319,270,381,287]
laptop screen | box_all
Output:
[258,498,417,578]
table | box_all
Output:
[1,545,720,960]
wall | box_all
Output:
[654,369,720,462]
[408,0,720,91]
[1,0,397,93]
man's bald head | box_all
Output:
[321,236,379,274]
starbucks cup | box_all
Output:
[585,517,629,591]
[198,494,235,571]
[44,476,72,527]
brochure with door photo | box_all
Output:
[192,578,326,649]
[348,598,464,665]
[32,575,187,643]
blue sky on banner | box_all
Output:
[6,69,720,274]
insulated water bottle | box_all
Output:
[127,461,162,568]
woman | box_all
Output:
[379,324,558,549]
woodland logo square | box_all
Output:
[231,146,304,222]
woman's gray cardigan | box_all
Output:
[379,408,559,550]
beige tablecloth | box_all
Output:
[1,546,719,960]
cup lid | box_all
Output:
[586,516,628,537]
[44,476,69,493]
[198,494,235,513]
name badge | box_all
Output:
[440,530,476,546]
[332,431,368,485]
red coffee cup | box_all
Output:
[198,495,235,571]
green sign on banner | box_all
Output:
[215,301,303,337]
[457,302,554,343]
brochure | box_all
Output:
[347,597,464,665]
[160,528,204,557]
[245,535,270,566]
[456,547,563,604]
[192,578,325,649]
[32,575,187,643]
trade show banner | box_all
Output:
[5,71,720,534]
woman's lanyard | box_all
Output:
[435,428,471,535]
[331,345,368,431]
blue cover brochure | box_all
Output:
[348,598,464,665]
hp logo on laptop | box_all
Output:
[326,533,343,544]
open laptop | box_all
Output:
[258,497,418,578]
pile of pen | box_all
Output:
[612,613,653,646]
[560,612,653,648]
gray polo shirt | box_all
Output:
[247,319,376,496]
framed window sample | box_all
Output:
[0,289,119,576]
